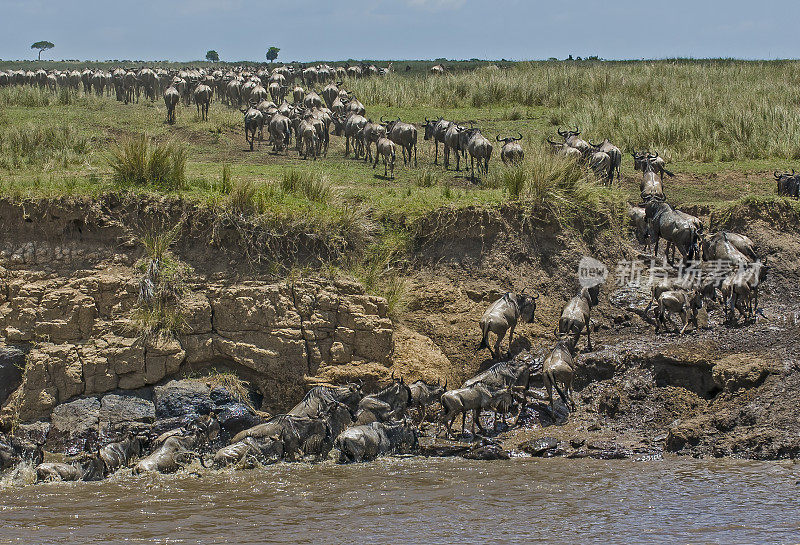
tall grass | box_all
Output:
[0,124,90,169]
[108,134,187,190]
[346,61,800,162]
[280,169,333,202]
[490,147,625,232]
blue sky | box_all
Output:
[0,0,797,62]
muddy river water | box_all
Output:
[1,457,799,544]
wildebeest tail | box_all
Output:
[663,167,675,177]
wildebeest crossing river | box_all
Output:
[1,457,799,544]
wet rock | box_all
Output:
[570,437,586,449]
[463,443,510,460]
[47,397,100,453]
[153,380,213,419]
[598,391,623,416]
[0,345,26,406]
[666,420,703,452]
[99,393,155,426]
[14,421,50,445]
[417,437,471,457]
[520,436,559,457]
[213,402,264,438]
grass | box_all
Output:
[1,60,797,315]
[108,134,187,190]
[131,222,192,341]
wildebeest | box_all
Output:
[362,119,387,163]
[212,436,284,468]
[589,139,622,183]
[655,288,704,334]
[460,127,493,181]
[384,117,418,167]
[547,138,583,161]
[634,151,673,180]
[628,204,651,251]
[193,84,213,121]
[321,82,340,109]
[241,103,264,151]
[440,383,514,436]
[333,420,417,463]
[232,413,330,461]
[373,136,396,178]
[288,383,363,418]
[443,123,467,170]
[462,358,534,420]
[587,149,612,183]
[556,127,591,156]
[423,117,453,165]
[163,86,179,124]
[95,431,144,476]
[36,459,103,482]
[701,231,757,263]
[542,337,578,414]
[408,379,446,425]
[430,64,446,76]
[557,284,600,351]
[645,200,700,263]
[0,434,42,470]
[723,261,767,324]
[268,112,292,153]
[638,153,666,202]
[497,133,524,165]
[354,377,412,425]
[133,430,208,474]
[774,170,800,197]
[294,114,319,160]
[478,291,539,358]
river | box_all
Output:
[1,456,799,544]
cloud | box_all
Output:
[406,0,466,11]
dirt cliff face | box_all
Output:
[2,195,799,460]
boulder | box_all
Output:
[99,393,156,426]
[0,345,26,406]
[153,380,213,419]
[519,436,559,457]
[47,397,100,453]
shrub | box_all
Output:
[108,134,187,190]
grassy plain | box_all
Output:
[2,59,799,227]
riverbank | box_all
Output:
[1,194,799,462]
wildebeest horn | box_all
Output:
[532,293,540,299]
[546,137,560,146]
[574,125,580,134]
[557,128,566,137]
[774,170,781,180]
[380,115,386,123]
[391,371,396,380]
[496,134,504,142]
[515,132,523,141]
[589,140,601,147]
[444,380,448,390]
[425,117,430,123]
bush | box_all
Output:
[280,169,332,202]
[108,134,187,190]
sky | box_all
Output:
[1,0,798,62]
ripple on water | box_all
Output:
[1,457,799,544]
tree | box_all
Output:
[266,47,280,63]
[31,41,55,61]
[206,50,219,62]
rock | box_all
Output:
[0,345,26,406]
[47,397,100,453]
[712,354,778,392]
[99,394,155,426]
[417,437,471,457]
[520,436,559,456]
[462,443,511,460]
[153,380,213,419]
[14,421,50,445]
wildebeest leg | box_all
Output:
[507,324,516,357]
[414,143,417,167]
[493,329,505,361]
[584,315,592,351]
[679,308,689,334]
[434,140,439,164]
[461,411,467,436]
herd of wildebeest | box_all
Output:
[0,62,783,481]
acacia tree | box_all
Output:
[266,47,280,63]
[31,41,55,61]
[206,50,219,62]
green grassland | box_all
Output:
[2,59,800,218]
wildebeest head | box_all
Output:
[423,117,441,140]
[517,290,539,323]
[581,284,600,307]
[496,133,523,144]
[557,126,580,139]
